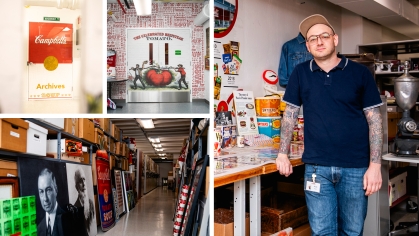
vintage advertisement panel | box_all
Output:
[126,28,191,92]
[95,155,115,231]
[28,22,73,100]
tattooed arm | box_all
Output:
[363,107,383,196]
[276,104,300,176]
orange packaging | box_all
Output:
[255,97,280,116]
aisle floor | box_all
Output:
[107,99,209,114]
[97,187,176,236]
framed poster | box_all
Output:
[95,154,115,231]
[121,171,130,213]
[113,169,125,216]
[233,91,259,135]
[18,157,69,236]
[179,154,209,236]
[66,163,97,236]
[28,22,74,100]
[0,177,19,199]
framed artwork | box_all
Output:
[18,157,69,236]
[0,177,19,199]
[66,163,97,236]
[179,154,209,236]
[113,169,126,216]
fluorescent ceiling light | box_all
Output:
[158,153,166,156]
[153,144,162,148]
[133,0,152,16]
[155,148,164,152]
[137,119,154,129]
[148,137,160,143]
[161,157,166,159]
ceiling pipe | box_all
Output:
[194,3,209,25]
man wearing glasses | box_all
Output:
[276,14,383,235]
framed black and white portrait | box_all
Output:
[66,163,97,236]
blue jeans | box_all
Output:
[304,164,368,236]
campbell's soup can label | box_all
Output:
[255,97,280,116]
[182,185,189,193]
[257,117,281,142]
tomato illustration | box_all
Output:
[146,69,173,86]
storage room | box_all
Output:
[106,0,210,114]
[0,1,103,114]
[213,0,419,235]
[0,118,209,236]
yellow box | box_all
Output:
[0,119,29,153]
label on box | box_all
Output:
[10,131,19,138]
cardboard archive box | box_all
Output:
[64,118,78,136]
[25,120,48,156]
[94,128,104,145]
[78,119,95,143]
[389,171,407,205]
[0,159,18,176]
[0,118,29,153]
[214,208,249,236]
[97,118,110,133]
[111,124,120,141]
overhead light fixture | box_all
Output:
[137,118,154,129]
[155,148,164,152]
[133,0,152,16]
[158,153,166,156]
[148,137,160,143]
[161,157,166,159]
[153,144,162,148]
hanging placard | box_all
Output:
[233,91,259,135]
[28,22,73,100]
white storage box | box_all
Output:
[36,118,65,130]
[26,121,48,156]
[389,171,407,205]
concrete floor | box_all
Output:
[97,187,176,236]
[107,99,210,114]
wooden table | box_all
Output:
[214,158,304,236]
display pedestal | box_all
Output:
[126,89,191,103]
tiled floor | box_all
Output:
[107,99,209,114]
[97,187,176,236]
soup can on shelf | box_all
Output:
[255,97,280,117]
[257,117,281,143]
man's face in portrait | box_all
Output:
[38,173,57,214]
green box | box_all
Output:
[22,216,29,234]
[2,200,11,220]
[3,219,12,236]
[13,217,21,234]
[30,214,36,232]
[12,198,20,218]
[29,197,35,214]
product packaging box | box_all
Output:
[214,208,249,236]
[0,160,18,177]
[94,127,104,145]
[0,119,29,153]
[78,118,95,143]
[389,171,407,205]
[98,118,110,133]
[64,118,78,136]
[111,124,120,141]
[25,120,48,156]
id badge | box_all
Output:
[306,181,321,193]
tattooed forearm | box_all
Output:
[364,107,383,164]
[279,105,300,155]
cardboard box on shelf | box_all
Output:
[389,171,407,205]
[0,118,29,153]
[78,119,95,143]
[64,118,78,136]
[94,128,104,145]
[111,124,120,141]
[0,159,18,177]
[96,118,110,133]
[387,112,401,139]
[214,208,249,236]
[116,142,121,155]
[25,120,48,156]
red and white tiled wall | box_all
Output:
[107,3,205,99]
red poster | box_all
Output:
[96,153,115,231]
[29,22,73,63]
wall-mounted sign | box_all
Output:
[28,22,73,100]
[43,17,60,21]
[233,91,259,135]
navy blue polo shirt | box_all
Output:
[283,54,383,168]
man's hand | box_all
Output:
[363,162,382,196]
[276,153,293,177]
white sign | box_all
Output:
[233,91,259,135]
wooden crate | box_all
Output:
[214,208,249,236]
[261,194,308,233]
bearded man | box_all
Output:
[74,168,95,236]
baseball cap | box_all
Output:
[299,14,335,39]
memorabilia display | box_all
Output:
[0,196,37,236]
[113,169,125,216]
[95,151,115,231]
